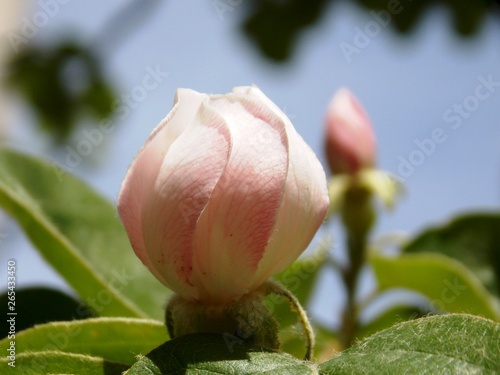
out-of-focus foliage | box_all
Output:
[403,213,500,296]
[242,0,500,61]
[0,148,170,320]
[371,252,500,320]
[5,41,115,142]
[5,0,497,143]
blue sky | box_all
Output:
[2,0,500,328]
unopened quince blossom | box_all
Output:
[325,88,376,175]
[118,86,329,305]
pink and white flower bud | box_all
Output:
[118,86,329,305]
[324,88,376,175]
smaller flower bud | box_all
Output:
[324,88,376,175]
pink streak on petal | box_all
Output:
[252,123,329,288]
[140,104,231,301]
[117,89,205,289]
[236,87,329,288]
[191,96,289,303]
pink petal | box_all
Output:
[240,87,329,288]
[191,95,289,303]
[140,103,231,301]
[253,124,329,286]
[117,89,206,290]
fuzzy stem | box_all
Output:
[262,280,315,360]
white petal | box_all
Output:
[191,95,289,303]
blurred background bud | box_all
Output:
[324,88,376,175]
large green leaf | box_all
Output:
[403,213,500,294]
[370,253,500,320]
[0,148,169,319]
[126,333,316,374]
[357,304,427,340]
[319,314,500,374]
[0,351,128,374]
[0,317,167,366]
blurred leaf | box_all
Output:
[241,0,498,62]
[0,148,170,319]
[243,0,330,61]
[447,0,489,35]
[314,325,341,363]
[327,170,404,218]
[81,79,116,119]
[126,333,315,374]
[319,314,500,374]
[270,250,327,358]
[0,351,128,375]
[403,213,500,295]
[359,169,404,210]
[0,317,167,366]
[277,324,310,361]
[5,40,115,142]
[357,304,427,340]
[273,250,327,325]
[0,287,87,338]
[370,252,500,321]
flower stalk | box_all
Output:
[339,184,374,348]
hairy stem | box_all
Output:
[263,280,315,360]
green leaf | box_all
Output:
[0,148,169,319]
[403,213,500,295]
[126,333,316,374]
[319,314,500,374]
[370,253,500,320]
[0,351,128,375]
[357,304,427,340]
[0,317,167,366]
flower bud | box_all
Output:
[118,86,329,305]
[324,88,376,175]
